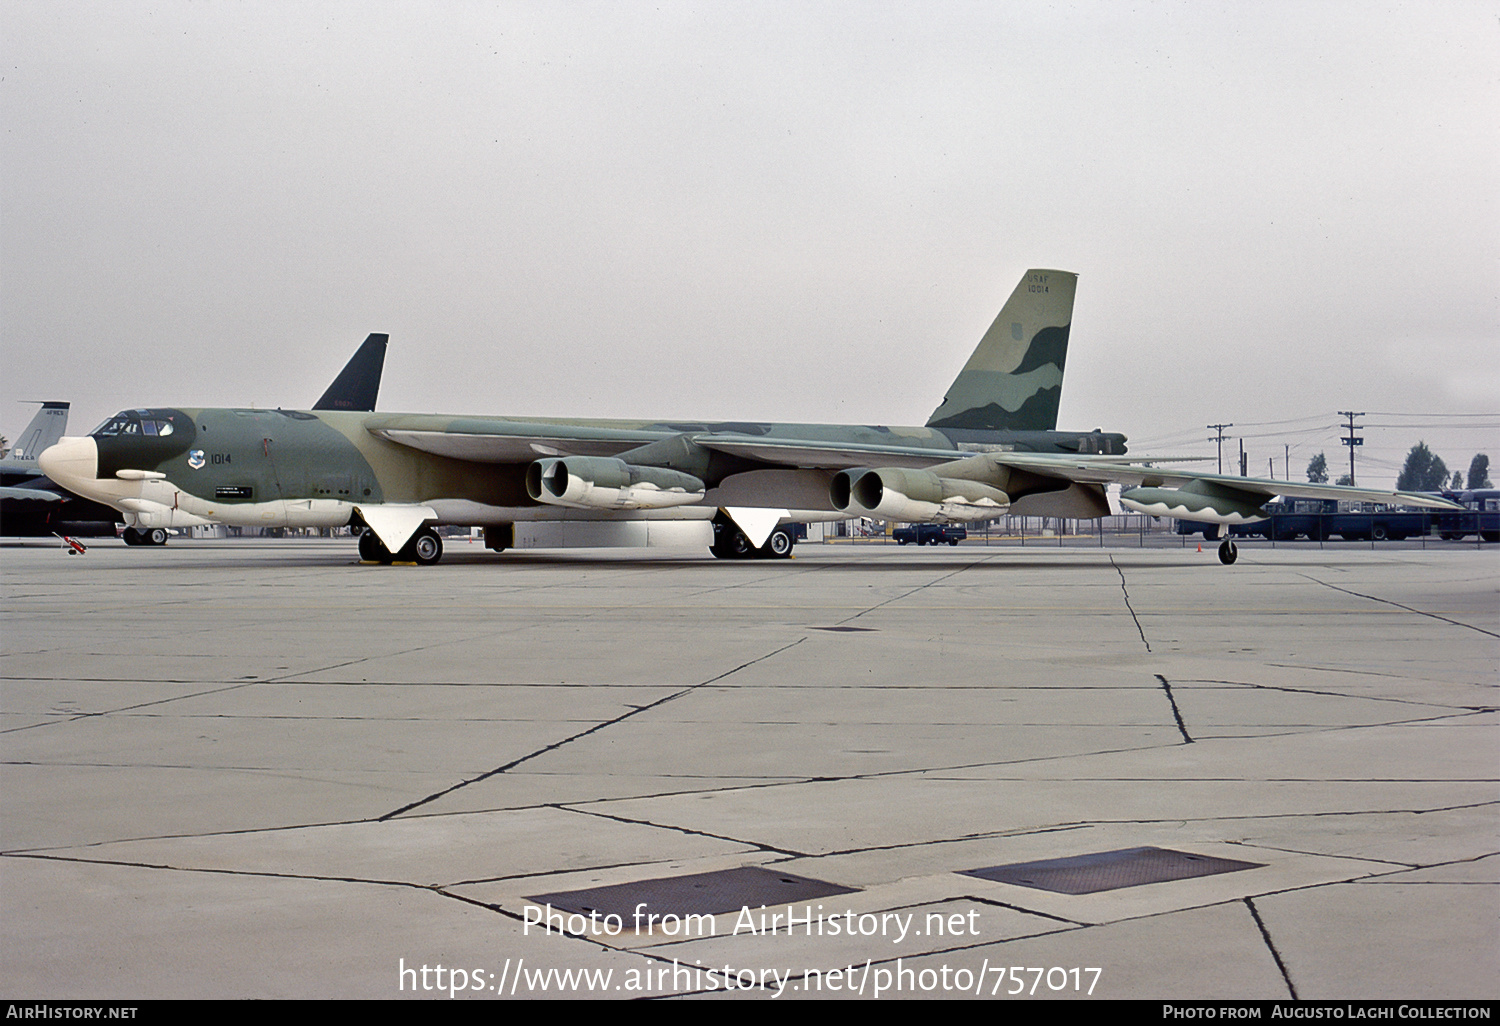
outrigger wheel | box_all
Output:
[1218,539,1238,565]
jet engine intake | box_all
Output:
[526,456,705,511]
[830,467,1010,523]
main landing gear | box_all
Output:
[359,526,444,566]
[1217,539,1238,565]
[122,527,168,546]
[711,519,794,560]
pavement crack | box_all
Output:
[1,850,427,891]
[1110,556,1151,652]
[1178,677,1483,711]
[956,895,1087,925]
[378,637,808,820]
[1244,897,1298,999]
[0,682,261,735]
[558,804,807,857]
[836,554,997,626]
[1155,673,1194,743]
[1299,574,1499,638]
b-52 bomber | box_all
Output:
[37,269,1459,566]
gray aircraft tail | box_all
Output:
[5,402,69,463]
[313,333,388,411]
[925,269,1078,432]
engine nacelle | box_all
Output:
[830,467,1010,523]
[526,456,705,511]
[1119,482,1268,525]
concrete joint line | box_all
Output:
[378,637,807,821]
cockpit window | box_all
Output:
[91,411,178,438]
[92,416,131,436]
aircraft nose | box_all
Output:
[37,435,99,487]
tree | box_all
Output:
[0,435,8,459]
[1306,452,1329,483]
[1468,454,1491,489]
[1335,474,1354,486]
[1395,441,1449,492]
[1451,471,1464,490]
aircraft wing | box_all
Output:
[1003,454,1462,509]
[368,417,661,462]
[372,422,1078,470]
[694,436,1205,471]
[366,416,1461,522]
[693,436,966,469]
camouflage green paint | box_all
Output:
[926,269,1077,432]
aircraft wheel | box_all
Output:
[122,528,142,546]
[145,528,168,546]
[760,527,794,559]
[1218,539,1238,565]
[727,529,755,558]
[710,535,747,558]
[358,530,392,563]
[405,528,443,566]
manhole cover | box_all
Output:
[529,866,858,920]
[961,847,1263,894]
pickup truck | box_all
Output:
[892,523,967,546]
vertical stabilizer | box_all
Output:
[926,270,1077,432]
[6,402,69,462]
[313,333,388,411]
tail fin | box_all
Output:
[926,269,1077,432]
[6,402,69,462]
[313,333,388,411]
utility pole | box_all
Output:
[1208,423,1233,475]
[1238,438,1247,476]
[1338,411,1364,485]
[1284,444,1290,481]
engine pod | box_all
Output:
[527,456,705,510]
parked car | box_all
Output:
[892,523,967,546]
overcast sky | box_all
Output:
[3,1,1496,487]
